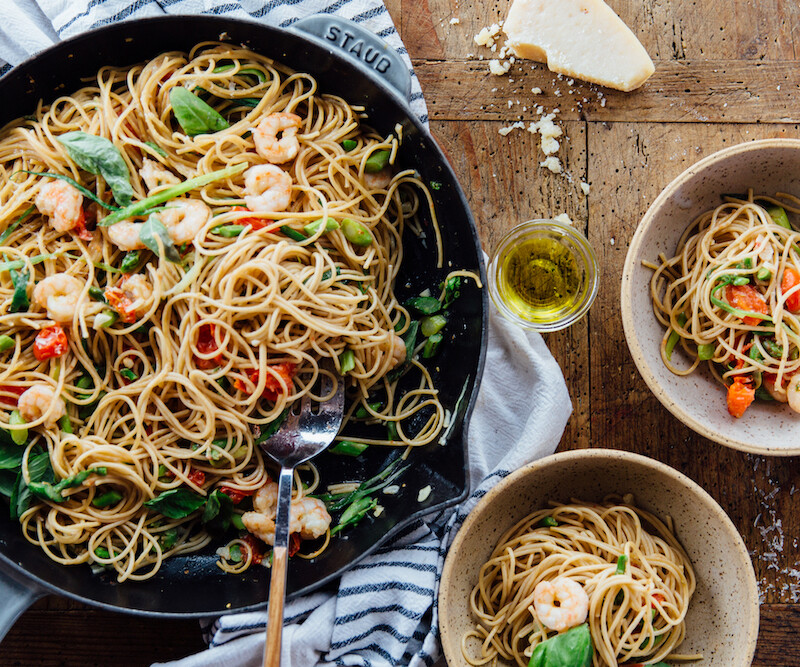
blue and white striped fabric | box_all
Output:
[0,5,573,664]
[0,0,428,124]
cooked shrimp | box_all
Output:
[532,578,589,632]
[107,221,146,251]
[18,384,66,428]
[253,481,279,516]
[139,158,180,191]
[33,273,85,322]
[107,200,210,250]
[242,483,331,545]
[788,375,800,413]
[160,199,211,245]
[252,112,302,163]
[244,165,292,213]
[293,497,331,540]
[363,169,392,189]
[35,180,84,233]
[390,333,406,368]
[764,375,788,403]
[120,274,154,311]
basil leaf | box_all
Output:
[139,214,182,263]
[403,320,420,361]
[0,437,24,469]
[57,132,133,207]
[170,87,230,137]
[144,141,167,158]
[0,470,16,499]
[144,488,206,519]
[528,623,593,667]
[11,451,54,520]
[202,489,234,532]
[253,408,289,444]
[9,269,29,313]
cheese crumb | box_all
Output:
[540,157,562,174]
[373,504,385,517]
[580,181,591,195]
[489,59,512,75]
[418,485,432,502]
[531,87,542,94]
[383,485,400,495]
[449,17,460,25]
[527,113,563,155]
[554,213,573,225]
[474,23,503,48]
[499,121,525,136]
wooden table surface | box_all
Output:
[4,0,800,664]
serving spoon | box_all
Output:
[258,368,345,667]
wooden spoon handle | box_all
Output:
[264,544,288,666]
[263,466,294,667]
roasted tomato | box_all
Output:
[33,325,69,361]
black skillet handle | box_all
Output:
[291,16,412,102]
[0,565,46,642]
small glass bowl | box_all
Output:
[488,219,599,332]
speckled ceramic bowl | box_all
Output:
[439,449,759,667]
[622,139,800,455]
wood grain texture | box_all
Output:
[6,0,800,663]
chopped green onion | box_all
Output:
[59,414,73,434]
[280,225,307,242]
[763,338,784,358]
[403,320,420,361]
[422,333,443,359]
[8,410,27,446]
[329,440,369,457]
[387,421,398,442]
[354,401,382,419]
[615,554,628,574]
[743,257,753,269]
[120,368,138,382]
[364,150,390,173]
[92,490,123,508]
[303,217,339,236]
[88,286,106,302]
[664,313,687,361]
[341,139,357,152]
[420,314,447,337]
[94,546,111,559]
[119,251,141,273]
[540,516,558,527]
[341,218,373,247]
[756,267,772,281]
[212,224,246,238]
[339,349,355,373]
[0,206,35,245]
[94,310,118,329]
[231,514,245,531]
[405,296,442,315]
[767,206,792,229]
[697,343,715,360]
[0,335,15,352]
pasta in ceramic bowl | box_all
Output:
[621,139,800,454]
[438,449,758,667]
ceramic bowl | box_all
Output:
[438,449,759,667]
[621,138,800,455]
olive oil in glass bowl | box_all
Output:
[488,219,599,331]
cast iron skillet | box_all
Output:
[0,14,487,633]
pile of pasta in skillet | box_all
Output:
[0,43,468,580]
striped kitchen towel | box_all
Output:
[0,0,428,124]
[0,4,573,664]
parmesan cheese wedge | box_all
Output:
[503,0,655,92]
